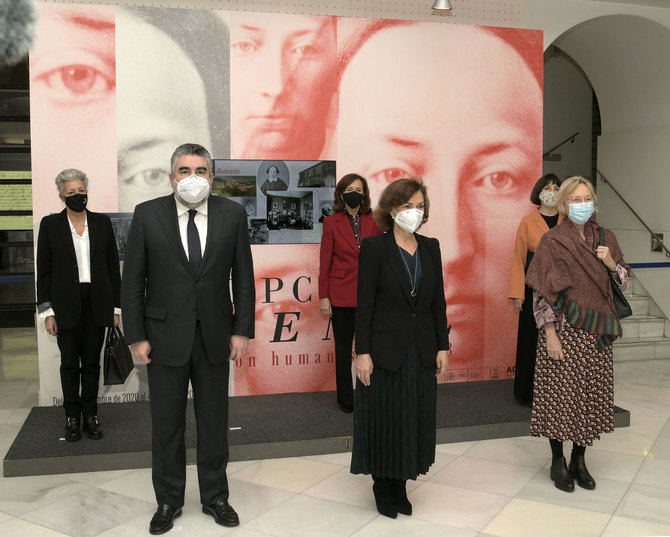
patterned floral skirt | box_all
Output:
[530,321,614,446]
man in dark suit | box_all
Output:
[121,144,255,535]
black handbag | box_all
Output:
[599,227,633,319]
[103,326,135,385]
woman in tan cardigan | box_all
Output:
[508,174,562,405]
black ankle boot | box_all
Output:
[550,456,574,492]
[64,416,81,442]
[569,453,596,490]
[83,415,103,440]
[393,480,412,516]
[372,477,397,518]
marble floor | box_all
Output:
[1,357,670,536]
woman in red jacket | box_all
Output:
[319,173,382,413]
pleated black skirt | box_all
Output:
[350,342,437,480]
[513,281,538,406]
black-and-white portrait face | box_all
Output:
[116,7,229,211]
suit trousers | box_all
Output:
[331,306,355,408]
[147,323,230,508]
[56,283,105,418]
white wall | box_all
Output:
[597,127,670,317]
[542,52,593,179]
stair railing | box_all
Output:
[597,169,670,259]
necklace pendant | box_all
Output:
[410,289,416,297]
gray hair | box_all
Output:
[55,169,89,194]
[170,143,213,175]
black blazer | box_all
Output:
[355,232,450,371]
[36,209,121,329]
[121,194,255,367]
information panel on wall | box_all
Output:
[30,2,543,404]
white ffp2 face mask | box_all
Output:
[175,174,211,204]
[393,208,424,233]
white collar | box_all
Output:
[175,195,209,217]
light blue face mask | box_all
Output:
[568,201,594,225]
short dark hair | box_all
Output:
[530,173,562,206]
[374,178,429,232]
[170,143,212,174]
[333,173,372,214]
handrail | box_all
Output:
[544,131,580,156]
[597,169,670,259]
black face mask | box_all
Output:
[342,191,364,209]
[64,193,87,213]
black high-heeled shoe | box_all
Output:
[393,480,412,516]
[372,476,398,518]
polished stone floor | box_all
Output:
[1,342,670,535]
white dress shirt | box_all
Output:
[175,196,208,259]
[40,213,121,320]
[70,214,91,283]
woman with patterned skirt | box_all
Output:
[351,179,450,518]
[526,176,630,493]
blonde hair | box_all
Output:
[556,176,598,217]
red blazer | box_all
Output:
[319,211,382,307]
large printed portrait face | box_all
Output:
[30,4,117,219]
[116,7,229,212]
[229,13,337,160]
[337,22,543,376]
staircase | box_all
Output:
[614,274,670,361]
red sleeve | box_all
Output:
[318,216,334,299]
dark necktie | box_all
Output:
[187,209,202,274]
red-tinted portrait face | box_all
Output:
[229,13,338,160]
[30,5,117,219]
[234,244,336,395]
[337,23,542,380]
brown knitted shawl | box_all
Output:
[526,219,630,346]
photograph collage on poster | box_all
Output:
[214,159,335,245]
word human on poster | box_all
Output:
[30,3,542,403]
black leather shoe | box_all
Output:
[372,477,398,518]
[64,417,81,442]
[393,480,412,516]
[149,504,182,535]
[338,404,353,414]
[83,415,103,440]
[569,453,596,490]
[202,499,240,527]
[550,456,575,492]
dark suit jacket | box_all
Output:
[355,232,450,371]
[318,212,382,308]
[36,209,121,329]
[121,194,255,366]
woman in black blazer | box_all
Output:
[350,179,450,519]
[36,169,121,442]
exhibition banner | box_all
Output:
[30,3,543,404]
